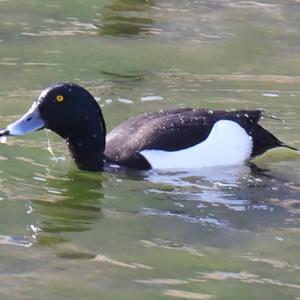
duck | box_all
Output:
[0,82,297,171]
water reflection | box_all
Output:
[142,164,300,230]
[0,234,32,248]
[28,170,104,245]
[146,164,252,187]
[99,0,155,36]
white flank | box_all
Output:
[140,120,253,169]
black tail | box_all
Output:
[251,124,297,157]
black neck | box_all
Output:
[64,108,106,171]
[66,132,105,171]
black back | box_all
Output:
[105,108,288,169]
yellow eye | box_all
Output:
[56,95,64,102]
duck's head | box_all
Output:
[0,83,106,171]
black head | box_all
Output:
[0,83,107,171]
[37,83,106,139]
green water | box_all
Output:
[0,0,300,299]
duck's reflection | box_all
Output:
[28,169,105,244]
[145,164,253,187]
[4,158,300,248]
[140,163,300,230]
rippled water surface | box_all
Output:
[0,1,300,299]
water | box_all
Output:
[0,0,300,299]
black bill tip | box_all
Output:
[0,128,9,137]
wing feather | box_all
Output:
[104,108,263,168]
